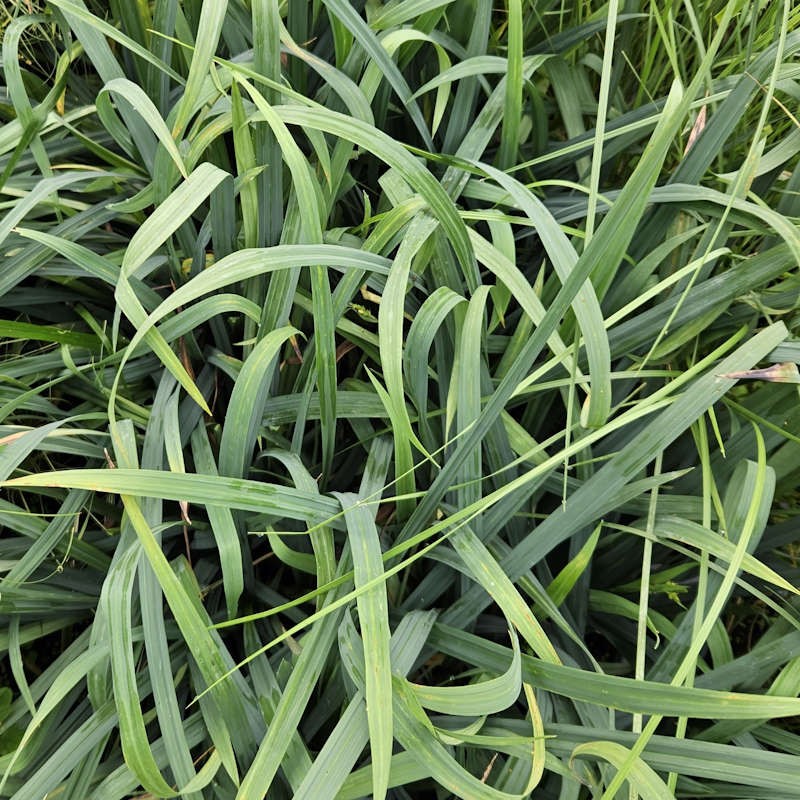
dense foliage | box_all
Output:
[1,0,800,798]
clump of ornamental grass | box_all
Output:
[1,1,799,799]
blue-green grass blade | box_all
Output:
[571,741,673,800]
[371,0,455,29]
[264,449,337,600]
[468,219,601,421]
[583,0,620,246]
[218,326,298,479]
[403,286,465,442]
[441,0,491,152]
[411,55,509,99]
[391,675,530,800]
[294,611,436,800]
[340,617,528,799]
[321,0,433,149]
[114,162,229,414]
[0,172,112,290]
[48,0,160,168]
[408,626,521,715]
[120,245,390,361]
[229,79,260,249]
[548,723,800,795]
[250,0,283,253]
[114,417,218,796]
[280,20,373,124]
[156,294,261,346]
[46,0,182,83]
[264,264,336,468]
[139,557,204,800]
[2,468,342,521]
[451,286,490,515]
[650,515,797,595]
[170,0,227,137]
[106,543,179,797]
[429,622,800,720]
[274,105,476,286]
[234,563,352,799]
[102,503,256,760]
[497,0,522,169]
[99,78,187,178]
[190,425,244,617]
[377,215,440,511]
[336,493,393,800]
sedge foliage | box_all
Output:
[1,1,800,798]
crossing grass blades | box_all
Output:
[1,0,800,798]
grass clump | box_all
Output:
[1,1,800,798]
